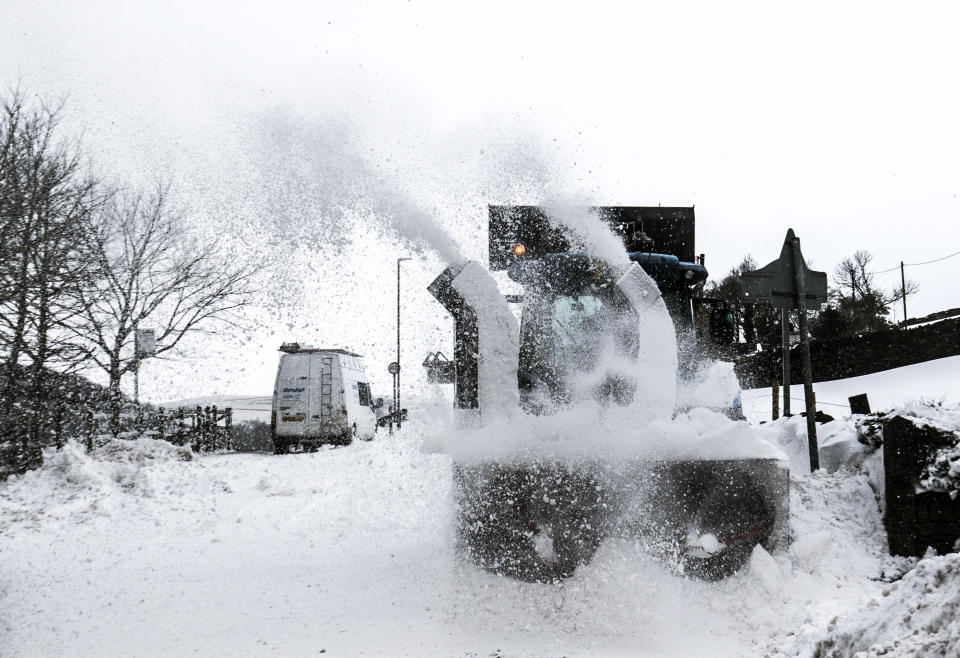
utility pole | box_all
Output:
[781,307,791,416]
[791,236,819,471]
[134,323,139,404]
[901,260,908,325]
[396,257,411,429]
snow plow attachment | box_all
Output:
[455,458,788,582]
[428,249,789,582]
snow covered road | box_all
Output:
[2,413,925,657]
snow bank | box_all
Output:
[443,402,786,463]
[754,415,870,475]
[451,261,520,419]
[810,553,960,657]
[742,355,960,424]
[677,360,742,411]
[0,438,193,532]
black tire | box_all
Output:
[682,540,755,581]
[680,479,773,581]
[455,463,608,582]
[272,436,289,455]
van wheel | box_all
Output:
[273,437,289,455]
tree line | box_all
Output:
[1,88,257,475]
[704,250,919,354]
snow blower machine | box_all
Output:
[426,206,789,582]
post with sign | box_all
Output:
[387,361,400,433]
[397,257,412,429]
[781,308,791,416]
[134,328,156,404]
[741,229,828,471]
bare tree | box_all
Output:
[0,88,103,472]
[833,250,878,301]
[75,186,257,433]
[828,249,919,334]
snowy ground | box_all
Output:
[742,354,960,424]
[3,365,960,656]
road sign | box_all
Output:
[388,361,401,375]
[741,229,828,309]
[741,228,824,472]
[135,328,156,358]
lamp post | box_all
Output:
[396,257,411,428]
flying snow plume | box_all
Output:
[373,191,466,266]
[246,112,467,266]
[541,198,632,271]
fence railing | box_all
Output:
[79,405,236,452]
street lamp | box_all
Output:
[396,257,412,429]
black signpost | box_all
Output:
[742,229,828,471]
[388,361,400,433]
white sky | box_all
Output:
[3,0,959,401]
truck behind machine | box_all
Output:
[271,344,377,452]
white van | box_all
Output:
[271,344,378,452]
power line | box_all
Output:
[904,249,960,267]
[742,394,851,408]
[874,249,960,275]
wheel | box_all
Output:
[455,463,608,582]
[680,479,773,581]
[272,435,289,455]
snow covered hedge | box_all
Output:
[896,402,960,499]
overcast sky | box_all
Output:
[3,0,959,401]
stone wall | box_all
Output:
[735,317,960,387]
[883,415,960,557]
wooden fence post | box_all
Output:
[772,379,780,420]
[194,406,202,451]
[224,408,233,450]
[175,408,185,446]
[210,405,219,451]
[54,405,63,450]
[86,409,95,453]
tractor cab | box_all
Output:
[506,250,706,411]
